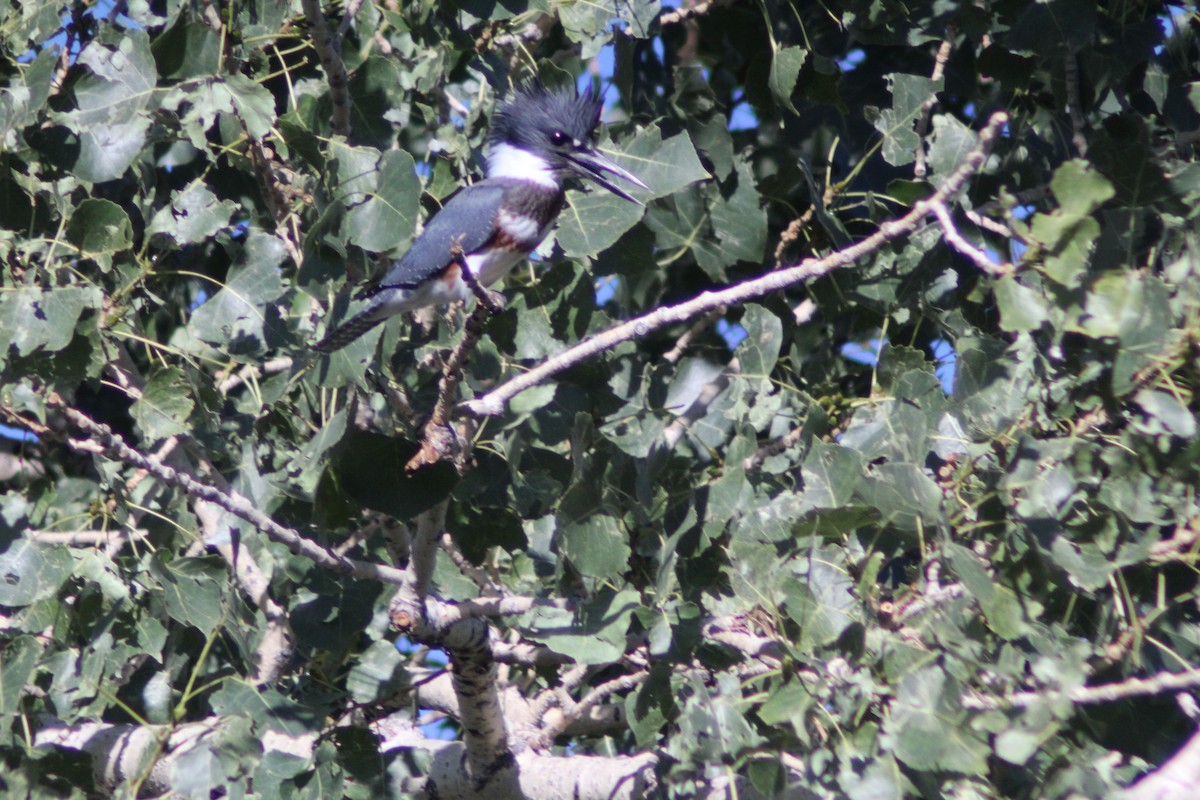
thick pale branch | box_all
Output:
[964,669,1200,711]
[463,111,1009,418]
[400,742,657,800]
[1114,728,1200,800]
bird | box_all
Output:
[312,81,649,354]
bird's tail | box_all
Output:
[312,311,384,354]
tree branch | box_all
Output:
[463,111,1010,418]
[964,669,1200,711]
[49,403,407,586]
[300,0,351,137]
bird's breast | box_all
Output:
[496,208,552,248]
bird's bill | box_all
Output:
[568,148,650,203]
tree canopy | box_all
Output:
[1,0,1199,798]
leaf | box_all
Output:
[1134,389,1196,439]
[146,185,237,246]
[560,514,631,580]
[945,543,1027,639]
[66,32,157,181]
[0,540,75,606]
[224,73,276,139]
[186,231,287,353]
[557,127,708,258]
[874,74,940,167]
[993,275,1048,333]
[331,431,458,520]
[734,304,782,379]
[709,154,767,265]
[0,285,101,357]
[131,366,195,442]
[66,198,133,255]
[148,554,226,635]
[341,147,421,253]
[768,46,807,113]
[883,667,988,774]
[525,588,639,664]
[284,409,348,499]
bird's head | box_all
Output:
[486,82,649,203]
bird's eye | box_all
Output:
[550,130,568,146]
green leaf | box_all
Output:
[1134,389,1196,439]
[341,147,421,253]
[148,554,227,635]
[557,128,707,258]
[0,635,43,715]
[946,543,1027,639]
[131,366,195,442]
[526,588,639,664]
[331,431,458,520]
[874,74,940,167]
[0,540,75,606]
[146,185,236,246]
[993,275,1048,333]
[883,667,988,774]
[186,230,287,353]
[66,198,133,255]
[709,154,766,265]
[560,514,631,580]
[734,305,783,379]
[0,285,101,357]
[224,73,276,139]
[1052,159,1115,220]
[66,32,157,181]
[768,46,807,113]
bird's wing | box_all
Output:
[370,181,508,291]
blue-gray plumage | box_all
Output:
[313,82,648,354]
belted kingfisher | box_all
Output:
[313,82,648,353]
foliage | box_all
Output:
[0,0,1198,798]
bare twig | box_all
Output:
[336,0,365,36]
[930,201,1013,276]
[463,112,1010,418]
[406,303,492,472]
[0,451,44,481]
[1150,522,1200,563]
[217,357,294,395]
[26,529,148,545]
[441,532,502,593]
[663,307,725,365]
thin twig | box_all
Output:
[406,246,502,471]
[930,201,1012,276]
[26,529,149,545]
[463,112,1010,418]
[663,307,725,365]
